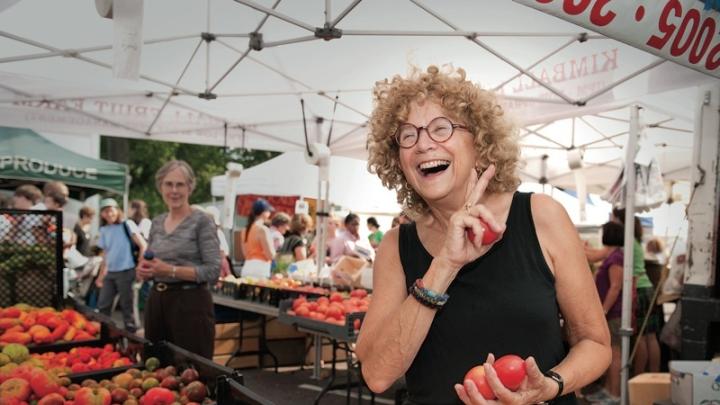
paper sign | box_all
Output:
[295,199,309,215]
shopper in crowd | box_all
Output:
[278,213,314,261]
[96,198,146,333]
[367,216,384,249]
[34,181,70,210]
[11,184,42,209]
[43,186,75,251]
[328,213,362,263]
[128,199,152,239]
[200,205,232,280]
[269,212,291,251]
[137,160,220,358]
[355,66,610,404]
[239,198,275,264]
[10,185,44,244]
[645,237,666,266]
[589,221,635,404]
[613,211,661,376]
[0,196,10,241]
[74,206,95,257]
[309,214,340,264]
[586,209,661,378]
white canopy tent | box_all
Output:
[0,0,713,195]
[211,150,401,215]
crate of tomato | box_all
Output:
[278,289,370,342]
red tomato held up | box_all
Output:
[464,365,495,400]
[494,354,527,391]
[465,218,498,245]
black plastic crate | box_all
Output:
[145,341,246,401]
[277,299,365,342]
[0,209,63,309]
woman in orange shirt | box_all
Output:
[240,199,275,277]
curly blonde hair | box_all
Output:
[367,65,521,216]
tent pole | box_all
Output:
[123,165,131,213]
[620,105,640,405]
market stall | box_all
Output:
[0,126,129,201]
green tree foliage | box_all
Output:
[101,137,278,216]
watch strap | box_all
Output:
[544,369,564,401]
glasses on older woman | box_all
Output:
[394,116,468,149]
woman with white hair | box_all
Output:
[137,160,221,359]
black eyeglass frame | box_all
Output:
[393,116,468,149]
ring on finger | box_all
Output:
[464,203,472,213]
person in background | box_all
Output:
[590,221,635,405]
[137,160,220,358]
[43,187,74,250]
[96,198,146,333]
[10,185,44,244]
[203,205,232,280]
[328,213,361,263]
[355,65,610,404]
[278,213,314,261]
[367,216,384,249]
[129,199,152,239]
[239,198,276,264]
[612,211,661,377]
[74,206,95,257]
[309,214,340,264]
[586,209,661,379]
[0,196,10,241]
[645,237,666,266]
[34,181,70,210]
[12,184,42,210]
[269,212,291,251]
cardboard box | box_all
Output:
[670,360,720,405]
[628,373,671,405]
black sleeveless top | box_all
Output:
[398,192,576,405]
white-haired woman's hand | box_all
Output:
[437,164,505,269]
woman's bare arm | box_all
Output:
[533,194,611,396]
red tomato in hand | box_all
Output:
[466,218,498,245]
[494,354,527,391]
[464,365,496,400]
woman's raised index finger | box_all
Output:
[466,164,495,206]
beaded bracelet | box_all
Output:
[408,279,449,309]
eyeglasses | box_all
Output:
[394,116,468,149]
[161,181,188,190]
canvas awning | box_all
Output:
[0,126,128,194]
[0,0,714,196]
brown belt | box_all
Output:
[154,282,207,292]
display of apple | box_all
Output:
[465,217,499,245]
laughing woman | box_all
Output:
[355,66,611,405]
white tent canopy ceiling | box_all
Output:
[0,0,714,194]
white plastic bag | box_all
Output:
[603,159,667,211]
